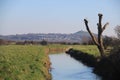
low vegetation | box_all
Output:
[0,45,51,80]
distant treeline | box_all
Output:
[0,39,14,45]
[0,36,120,47]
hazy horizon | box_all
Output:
[0,0,120,36]
[0,30,87,36]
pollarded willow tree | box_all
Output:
[84,13,109,57]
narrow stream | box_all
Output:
[49,53,101,80]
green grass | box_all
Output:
[45,44,100,56]
[46,44,111,57]
[0,45,51,80]
[46,44,101,57]
[71,45,100,57]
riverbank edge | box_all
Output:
[66,48,120,80]
[45,57,52,80]
[43,54,52,80]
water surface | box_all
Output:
[49,53,101,80]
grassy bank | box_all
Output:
[45,44,100,56]
[46,44,100,56]
[71,45,99,57]
[71,45,112,57]
[0,45,51,80]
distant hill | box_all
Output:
[0,31,96,43]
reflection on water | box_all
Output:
[49,53,101,80]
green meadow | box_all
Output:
[0,44,110,80]
[0,45,51,80]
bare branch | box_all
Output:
[84,19,99,45]
[102,22,109,32]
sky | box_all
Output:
[0,0,120,36]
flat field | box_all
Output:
[0,45,51,80]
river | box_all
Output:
[49,53,101,80]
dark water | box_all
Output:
[49,53,101,80]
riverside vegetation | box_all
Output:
[0,44,101,80]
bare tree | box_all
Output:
[84,13,109,57]
[115,25,120,39]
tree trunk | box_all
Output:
[97,45,105,57]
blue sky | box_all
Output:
[0,0,120,36]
